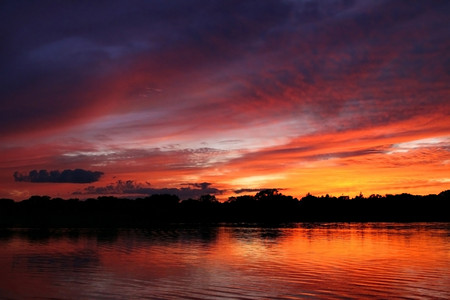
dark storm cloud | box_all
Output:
[77,180,223,199]
[14,169,103,183]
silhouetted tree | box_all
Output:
[199,194,218,203]
[0,190,448,227]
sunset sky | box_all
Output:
[1,0,449,201]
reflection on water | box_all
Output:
[0,223,449,299]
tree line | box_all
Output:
[0,189,448,227]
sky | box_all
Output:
[0,0,449,201]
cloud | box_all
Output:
[233,188,286,195]
[1,1,449,200]
[1,0,448,143]
[0,0,293,140]
[182,182,213,190]
[14,169,103,183]
[76,180,223,199]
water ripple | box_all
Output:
[0,223,449,299]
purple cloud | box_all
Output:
[76,180,223,200]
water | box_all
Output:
[0,223,449,299]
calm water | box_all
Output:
[0,223,449,299]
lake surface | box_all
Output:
[0,223,449,299]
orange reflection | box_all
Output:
[1,225,449,299]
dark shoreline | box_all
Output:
[1,189,449,227]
